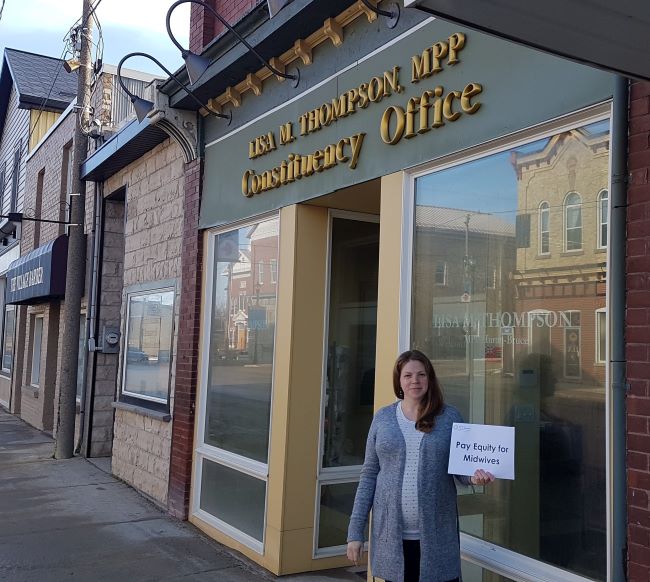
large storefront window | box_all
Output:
[411,119,609,580]
[198,215,279,549]
[2,305,15,374]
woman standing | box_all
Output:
[347,350,494,582]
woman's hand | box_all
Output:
[470,469,495,486]
[346,541,363,565]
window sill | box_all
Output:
[595,247,607,254]
[536,254,551,260]
[112,400,171,422]
[0,372,11,379]
[561,250,584,257]
[23,385,39,398]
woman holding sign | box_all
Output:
[347,349,494,582]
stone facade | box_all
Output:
[105,137,185,506]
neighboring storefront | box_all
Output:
[171,4,620,581]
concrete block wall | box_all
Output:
[104,137,185,506]
[626,80,650,579]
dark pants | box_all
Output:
[385,540,460,582]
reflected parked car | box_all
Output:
[126,347,148,363]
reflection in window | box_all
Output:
[412,119,609,580]
[205,217,279,462]
[565,192,582,251]
[434,262,448,286]
[539,202,550,254]
[598,190,608,248]
[30,316,43,387]
[596,309,606,364]
[122,289,174,404]
[2,305,15,373]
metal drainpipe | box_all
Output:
[76,181,103,455]
[610,76,628,582]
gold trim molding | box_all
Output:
[202,0,386,114]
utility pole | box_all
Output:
[55,0,92,459]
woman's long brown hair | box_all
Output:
[393,349,444,433]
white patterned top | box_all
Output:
[396,401,424,540]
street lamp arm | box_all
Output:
[167,0,299,86]
[117,52,231,122]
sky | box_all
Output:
[0,0,191,76]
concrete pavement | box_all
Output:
[0,408,366,582]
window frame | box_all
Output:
[538,201,550,255]
[193,213,280,555]
[1,304,16,375]
[434,261,448,286]
[597,189,608,249]
[564,191,583,252]
[30,315,44,388]
[400,105,612,582]
[119,284,176,411]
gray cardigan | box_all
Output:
[348,402,470,582]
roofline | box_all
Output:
[81,116,169,182]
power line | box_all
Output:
[0,0,6,23]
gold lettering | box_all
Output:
[443,91,461,121]
[346,89,360,114]
[358,83,370,109]
[368,77,383,102]
[431,86,444,128]
[411,50,431,83]
[336,138,350,163]
[313,150,324,172]
[418,90,433,134]
[461,82,482,114]
[348,133,365,169]
[242,170,254,197]
[405,97,419,139]
[383,66,401,95]
[279,122,295,144]
[431,42,448,74]
[380,106,406,145]
[448,32,466,65]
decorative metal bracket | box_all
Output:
[359,0,400,28]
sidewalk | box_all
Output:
[0,409,366,582]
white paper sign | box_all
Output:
[448,423,515,480]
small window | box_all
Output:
[434,262,447,286]
[10,142,21,213]
[1,305,15,374]
[487,267,497,289]
[598,190,608,249]
[539,202,550,254]
[30,316,44,387]
[596,309,606,364]
[270,259,277,284]
[565,192,582,251]
[258,262,264,285]
[122,288,174,406]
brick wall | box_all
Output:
[168,157,202,519]
[626,80,650,580]
[189,0,265,53]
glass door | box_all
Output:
[315,212,379,556]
